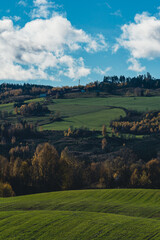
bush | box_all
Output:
[0,182,15,197]
[64,127,92,138]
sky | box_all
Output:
[0,0,160,86]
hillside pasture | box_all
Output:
[1,96,160,131]
[42,96,160,130]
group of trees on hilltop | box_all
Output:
[103,72,160,89]
[14,102,50,116]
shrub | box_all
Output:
[0,182,15,197]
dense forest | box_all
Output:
[1,136,160,197]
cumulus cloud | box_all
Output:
[115,11,160,72]
[85,34,108,53]
[0,15,107,81]
[94,66,111,75]
[128,58,146,72]
[59,56,90,80]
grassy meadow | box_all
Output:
[1,189,160,239]
[1,96,160,131]
[44,96,160,130]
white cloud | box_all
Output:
[34,0,48,4]
[112,43,119,53]
[115,11,160,72]
[59,56,91,80]
[13,16,21,22]
[2,16,21,24]
[0,15,107,81]
[105,2,112,9]
[94,66,111,75]
[111,10,122,17]
[84,34,108,53]
[128,58,146,72]
[31,0,62,19]
[18,0,27,7]
[118,12,160,59]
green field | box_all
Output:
[1,189,160,239]
[1,96,160,131]
[52,96,160,112]
[0,102,14,113]
[42,96,160,130]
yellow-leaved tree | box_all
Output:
[32,143,60,191]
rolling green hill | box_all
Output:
[42,96,160,130]
[1,189,160,239]
[1,96,160,131]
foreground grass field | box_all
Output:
[1,189,160,239]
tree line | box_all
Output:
[1,72,160,103]
[111,111,160,135]
[1,142,160,197]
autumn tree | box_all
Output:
[0,155,8,182]
[32,143,60,190]
[60,147,83,190]
[130,168,140,187]
[102,138,107,151]
[14,106,18,115]
[11,136,16,145]
[146,159,160,187]
[139,170,150,187]
[102,125,107,137]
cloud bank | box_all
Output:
[0,7,108,81]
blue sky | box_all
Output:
[0,0,160,86]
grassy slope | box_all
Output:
[0,103,14,112]
[43,96,160,130]
[52,96,160,112]
[42,108,125,131]
[1,189,160,239]
[1,96,160,131]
